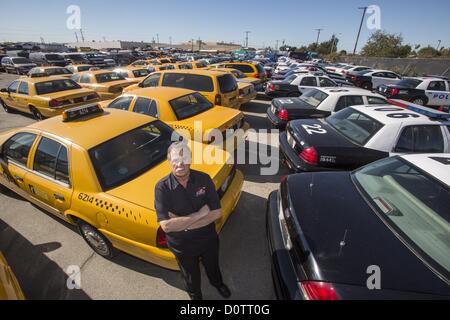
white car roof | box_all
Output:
[366,69,397,74]
[400,154,450,186]
[351,104,450,125]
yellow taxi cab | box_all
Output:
[66,64,94,73]
[129,59,153,68]
[100,87,249,146]
[124,70,241,109]
[113,67,151,81]
[0,104,243,270]
[70,70,137,100]
[27,67,73,79]
[213,62,267,82]
[206,68,257,105]
[0,77,100,120]
[0,252,25,300]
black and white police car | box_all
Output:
[279,102,450,172]
[267,153,450,300]
[265,73,340,98]
[267,87,388,129]
[347,69,403,90]
[378,77,450,109]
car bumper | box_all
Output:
[266,191,302,300]
[266,107,286,129]
[239,91,257,105]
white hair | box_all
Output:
[167,141,191,161]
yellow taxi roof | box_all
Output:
[158,69,228,76]
[28,109,155,150]
[125,86,195,100]
[77,70,116,76]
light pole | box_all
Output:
[245,31,251,48]
[353,7,368,55]
[437,40,442,51]
[315,29,323,46]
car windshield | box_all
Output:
[299,89,329,108]
[169,92,214,120]
[95,72,125,83]
[77,66,91,72]
[46,68,72,75]
[35,79,81,95]
[89,121,178,191]
[353,157,450,278]
[396,79,423,88]
[285,74,298,83]
[327,108,384,145]
[67,54,85,61]
[12,58,32,64]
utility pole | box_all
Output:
[191,39,195,52]
[314,29,323,46]
[75,32,79,43]
[275,40,279,52]
[80,28,85,42]
[245,31,251,48]
[353,6,368,55]
[437,40,442,51]
[198,37,202,51]
[169,36,172,45]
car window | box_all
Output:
[95,72,125,83]
[132,69,150,78]
[162,73,214,92]
[372,72,385,78]
[226,64,254,74]
[169,92,214,120]
[108,96,134,111]
[8,81,20,93]
[335,97,348,112]
[395,126,444,153]
[33,137,69,184]
[300,77,317,86]
[133,97,158,117]
[142,73,161,87]
[2,133,37,166]
[35,80,81,95]
[385,72,400,79]
[18,82,29,95]
[427,81,447,92]
[319,77,336,87]
[80,74,91,83]
[367,96,387,105]
[218,74,237,93]
[346,96,364,107]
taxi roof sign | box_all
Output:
[62,104,104,122]
[388,99,450,120]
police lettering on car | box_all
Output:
[279,101,450,172]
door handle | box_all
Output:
[14,175,24,182]
[54,194,65,201]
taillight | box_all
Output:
[300,281,340,300]
[156,227,168,248]
[390,88,399,95]
[49,99,62,108]
[350,75,357,81]
[268,84,275,92]
[278,108,288,121]
[299,147,318,165]
[215,94,222,106]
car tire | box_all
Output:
[30,106,44,121]
[411,97,426,106]
[78,221,116,259]
[0,99,11,113]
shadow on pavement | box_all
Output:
[0,218,92,300]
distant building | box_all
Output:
[66,40,154,50]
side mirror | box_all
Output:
[0,88,7,93]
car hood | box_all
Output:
[14,63,36,68]
[285,172,450,296]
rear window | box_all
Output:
[299,89,329,108]
[162,73,214,92]
[35,79,81,95]
[132,69,150,78]
[195,61,207,68]
[227,64,254,74]
[46,68,72,75]
[45,54,64,61]
[12,58,32,64]
[396,79,423,88]
[169,92,214,120]
[218,74,238,93]
[95,72,125,83]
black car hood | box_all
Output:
[286,172,450,296]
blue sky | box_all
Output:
[1,0,449,52]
